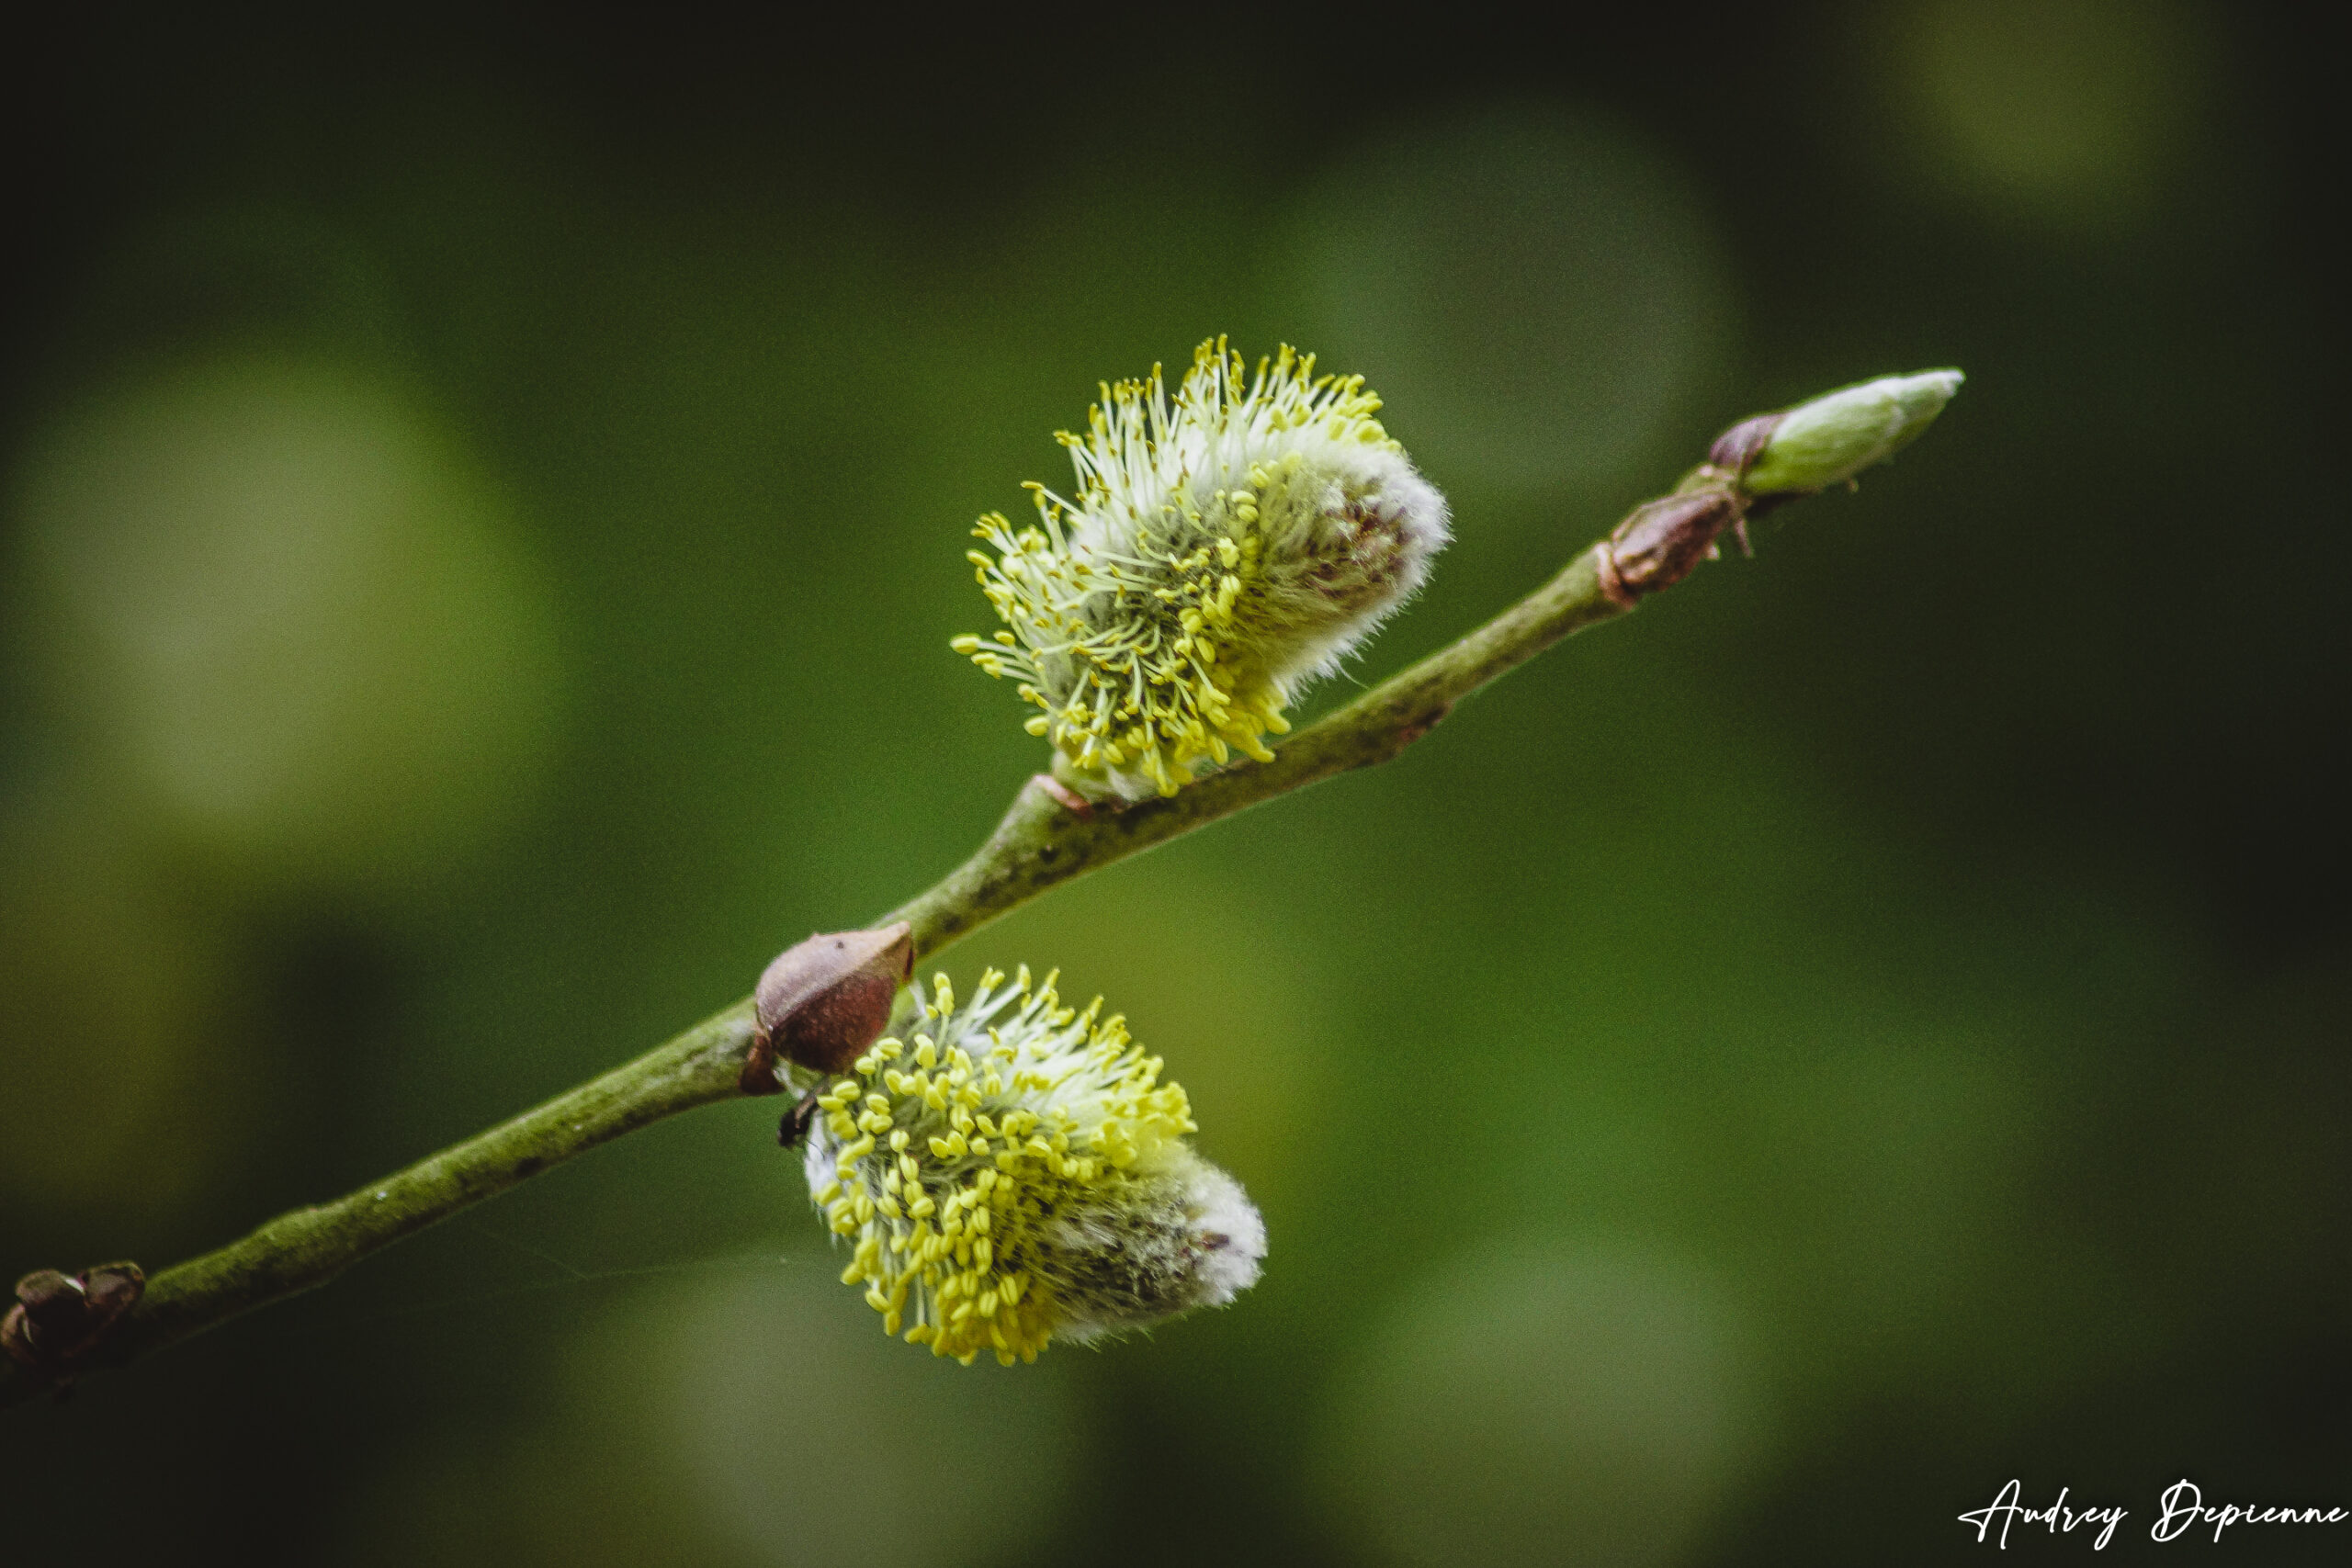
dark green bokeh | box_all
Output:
[2,5,2341,1563]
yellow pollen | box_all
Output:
[805,964,1199,1366]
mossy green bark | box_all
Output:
[0,530,1678,1405]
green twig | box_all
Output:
[883,545,1627,957]
[6,365,1959,1407]
[0,544,1625,1408]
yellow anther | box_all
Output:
[811,953,1233,1365]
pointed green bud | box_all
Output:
[1737,370,1964,496]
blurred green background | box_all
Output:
[2,2,2341,1562]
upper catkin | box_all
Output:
[955,339,1449,800]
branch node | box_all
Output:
[1605,490,1747,599]
[1594,542,1637,610]
[4,1262,145,1393]
[1032,773,1097,818]
[1392,701,1454,753]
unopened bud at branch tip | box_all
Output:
[1738,369,1964,497]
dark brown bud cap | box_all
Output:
[742,922,914,1093]
[4,1262,145,1376]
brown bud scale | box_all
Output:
[747,922,914,1089]
[4,1262,145,1376]
[1707,411,1786,478]
[1604,489,1747,599]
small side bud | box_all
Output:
[746,922,914,1091]
[4,1262,145,1380]
[1604,489,1747,599]
[1738,370,1964,496]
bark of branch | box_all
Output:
[1,489,1714,1406]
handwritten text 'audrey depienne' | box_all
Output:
[1958,1478,2346,1549]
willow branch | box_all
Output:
[7,364,1958,1406]
[882,543,1627,955]
[2,1002,760,1406]
[2,542,1627,1408]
